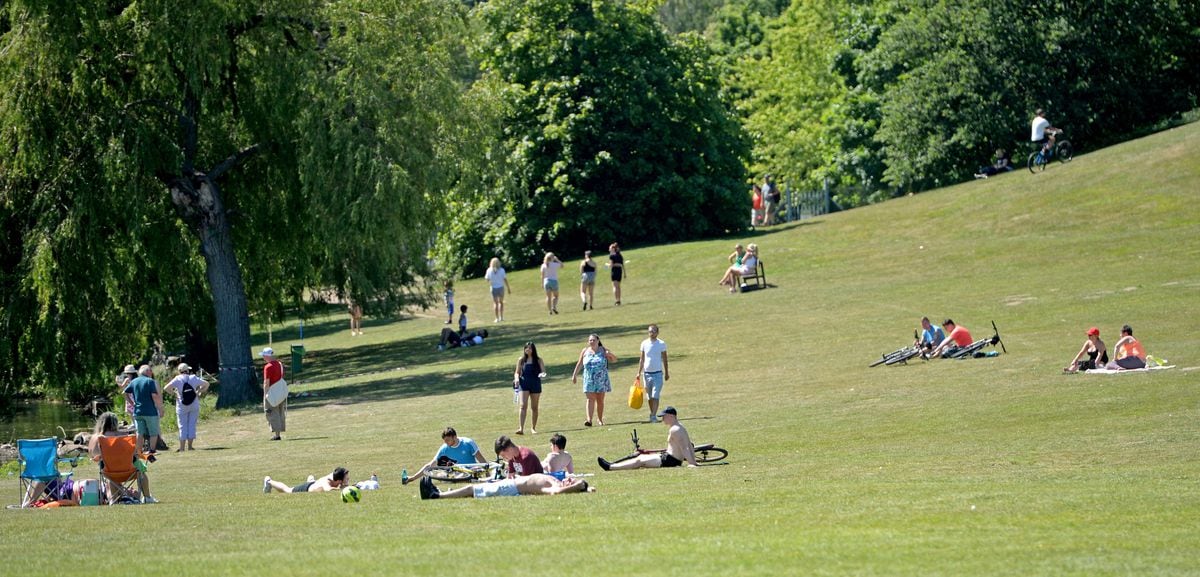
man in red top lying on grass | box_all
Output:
[495,435,543,478]
[928,319,973,358]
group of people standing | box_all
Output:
[479,244,627,324]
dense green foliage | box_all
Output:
[0,0,472,403]
[434,0,751,274]
[739,0,1200,195]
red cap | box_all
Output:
[1086,327,1100,336]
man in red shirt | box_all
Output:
[261,348,286,441]
[494,435,543,478]
[929,319,973,358]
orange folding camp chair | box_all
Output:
[96,435,148,504]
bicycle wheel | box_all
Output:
[885,348,921,365]
[1027,151,1045,173]
[427,468,472,482]
[1056,140,1073,163]
[693,445,728,463]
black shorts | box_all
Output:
[660,453,682,468]
[518,378,542,395]
[291,481,314,493]
[611,267,623,282]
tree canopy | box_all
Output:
[434,0,751,274]
[0,0,473,404]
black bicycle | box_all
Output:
[1027,137,1073,173]
[943,321,1007,358]
[869,330,926,367]
[608,429,728,465]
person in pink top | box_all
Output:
[494,435,543,478]
[928,319,973,358]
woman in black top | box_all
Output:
[608,243,624,306]
[1064,327,1108,372]
[579,250,597,311]
[513,342,546,435]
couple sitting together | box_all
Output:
[718,243,759,292]
[1064,324,1152,372]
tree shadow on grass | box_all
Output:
[283,323,649,409]
[250,314,421,347]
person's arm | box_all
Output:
[637,348,647,381]
[88,436,102,462]
[474,449,487,464]
[604,347,617,364]
[566,455,574,474]
[571,349,585,383]
[538,358,546,377]
[514,358,523,385]
[662,350,669,381]
[197,377,210,396]
[1067,341,1091,368]
[152,385,164,417]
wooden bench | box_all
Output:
[739,260,766,292]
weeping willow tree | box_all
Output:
[0,0,477,405]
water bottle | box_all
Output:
[401,469,408,485]
[513,383,519,404]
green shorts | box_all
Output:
[134,415,161,438]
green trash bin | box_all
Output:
[290,344,305,376]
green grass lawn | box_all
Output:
[5,123,1200,576]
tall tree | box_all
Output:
[0,0,471,405]
[435,0,750,273]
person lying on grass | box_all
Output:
[263,467,349,494]
[419,473,592,500]
[404,427,488,485]
[597,406,699,471]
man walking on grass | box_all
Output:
[638,324,669,422]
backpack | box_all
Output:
[181,380,197,406]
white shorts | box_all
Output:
[473,479,520,499]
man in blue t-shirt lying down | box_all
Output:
[404,427,488,485]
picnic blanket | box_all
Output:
[1083,365,1175,375]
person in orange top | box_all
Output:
[1105,324,1147,370]
[929,319,973,358]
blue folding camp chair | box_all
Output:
[14,437,77,508]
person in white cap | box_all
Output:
[261,348,286,440]
[163,363,210,452]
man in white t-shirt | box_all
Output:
[1030,109,1060,152]
[638,324,670,422]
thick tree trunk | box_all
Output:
[170,177,257,408]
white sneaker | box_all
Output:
[649,415,658,423]
[142,495,159,504]
[263,476,271,494]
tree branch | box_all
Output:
[209,144,263,181]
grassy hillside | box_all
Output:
[4,123,1199,576]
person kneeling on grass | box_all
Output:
[263,467,349,494]
[597,406,699,471]
[419,473,592,500]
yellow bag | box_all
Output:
[628,376,645,410]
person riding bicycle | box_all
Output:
[596,406,699,470]
[405,427,487,485]
[1031,109,1061,153]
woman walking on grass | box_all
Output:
[485,257,511,323]
[579,250,597,311]
[572,333,616,427]
[513,342,546,435]
[607,243,625,306]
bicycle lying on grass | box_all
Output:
[607,429,728,465]
[426,460,505,483]
[942,321,1007,359]
[1027,136,1073,173]
[869,330,926,367]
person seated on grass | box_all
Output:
[1104,324,1147,370]
[1064,326,1108,373]
[495,435,543,478]
[914,316,945,353]
[263,467,349,494]
[541,433,574,476]
[438,328,489,351]
[404,427,488,485]
[974,148,1013,179]
[597,406,699,471]
[419,473,592,500]
[927,319,973,358]
[718,243,758,292]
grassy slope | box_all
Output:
[4,124,1199,576]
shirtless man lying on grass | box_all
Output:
[419,473,592,500]
[263,467,349,494]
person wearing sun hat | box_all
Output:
[118,364,138,415]
[1064,327,1108,373]
[260,347,287,440]
[163,363,210,451]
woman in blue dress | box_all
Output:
[571,333,617,427]
[513,341,546,435]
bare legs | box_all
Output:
[612,281,621,305]
[545,289,559,314]
[606,453,663,470]
[581,282,594,310]
[585,392,606,426]
[492,296,504,322]
[517,392,540,434]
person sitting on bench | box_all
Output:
[718,243,758,292]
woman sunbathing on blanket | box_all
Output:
[1104,324,1146,370]
[1064,327,1108,373]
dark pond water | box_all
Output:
[1,400,97,443]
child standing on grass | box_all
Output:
[444,280,455,324]
[541,433,574,476]
[458,304,468,335]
